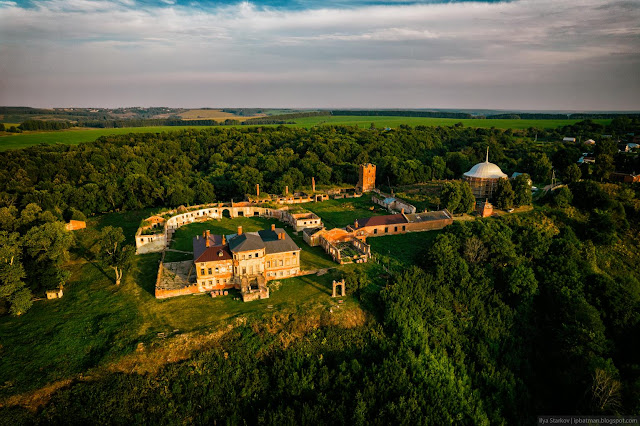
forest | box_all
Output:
[0,118,639,423]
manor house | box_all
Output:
[192,225,301,294]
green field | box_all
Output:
[0,116,612,151]
[292,115,611,130]
[0,125,231,151]
[368,231,441,266]
[299,197,388,229]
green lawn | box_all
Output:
[367,231,442,266]
[298,197,387,229]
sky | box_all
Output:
[0,0,639,110]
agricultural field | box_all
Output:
[0,210,358,401]
[292,115,612,130]
[0,125,228,151]
[178,109,265,121]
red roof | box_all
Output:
[195,245,233,263]
[356,214,407,228]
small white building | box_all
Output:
[563,137,577,143]
[584,139,596,146]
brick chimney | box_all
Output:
[271,224,276,231]
[285,185,288,195]
[312,177,316,192]
[401,208,404,215]
[279,232,284,240]
[354,219,359,229]
[256,184,260,197]
[205,236,210,248]
[237,226,243,236]
[222,235,226,245]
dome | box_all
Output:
[463,161,508,179]
[463,148,507,180]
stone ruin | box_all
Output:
[332,279,346,298]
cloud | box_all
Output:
[0,0,639,109]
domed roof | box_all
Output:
[463,148,507,179]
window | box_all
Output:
[201,268,205,276]
[402,226,406,231]
[374,229,378,235]
[267,261,271,268]
[384,227,388,233]
[255,252,259,258]
[292,258,297,265]
[285,259,290,266]
[248,254,252,259]
[208,280,212,285]
[208,268,212,275]
[280,260,283,266]
[394,226,398,232]
[215,267,219,273]
[216,279,219,285]
[242,267,246,274]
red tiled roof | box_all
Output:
[195,245,233,263]
[356,214,407,228]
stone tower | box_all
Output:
[357,163,376,192]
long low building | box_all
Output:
[349,210,453,237]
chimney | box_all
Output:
[205,237,210,248]
[312,177,316,193]
[237,226,243,236]
[205,230,210,247]
[256,184,260,197]
[285,185,288,195]
[271,224,276,231]
[354,220,359,229]
[401,208,404,215]
[222,235,226,245]
[279,232,284,240]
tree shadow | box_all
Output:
[134,254,162,297]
